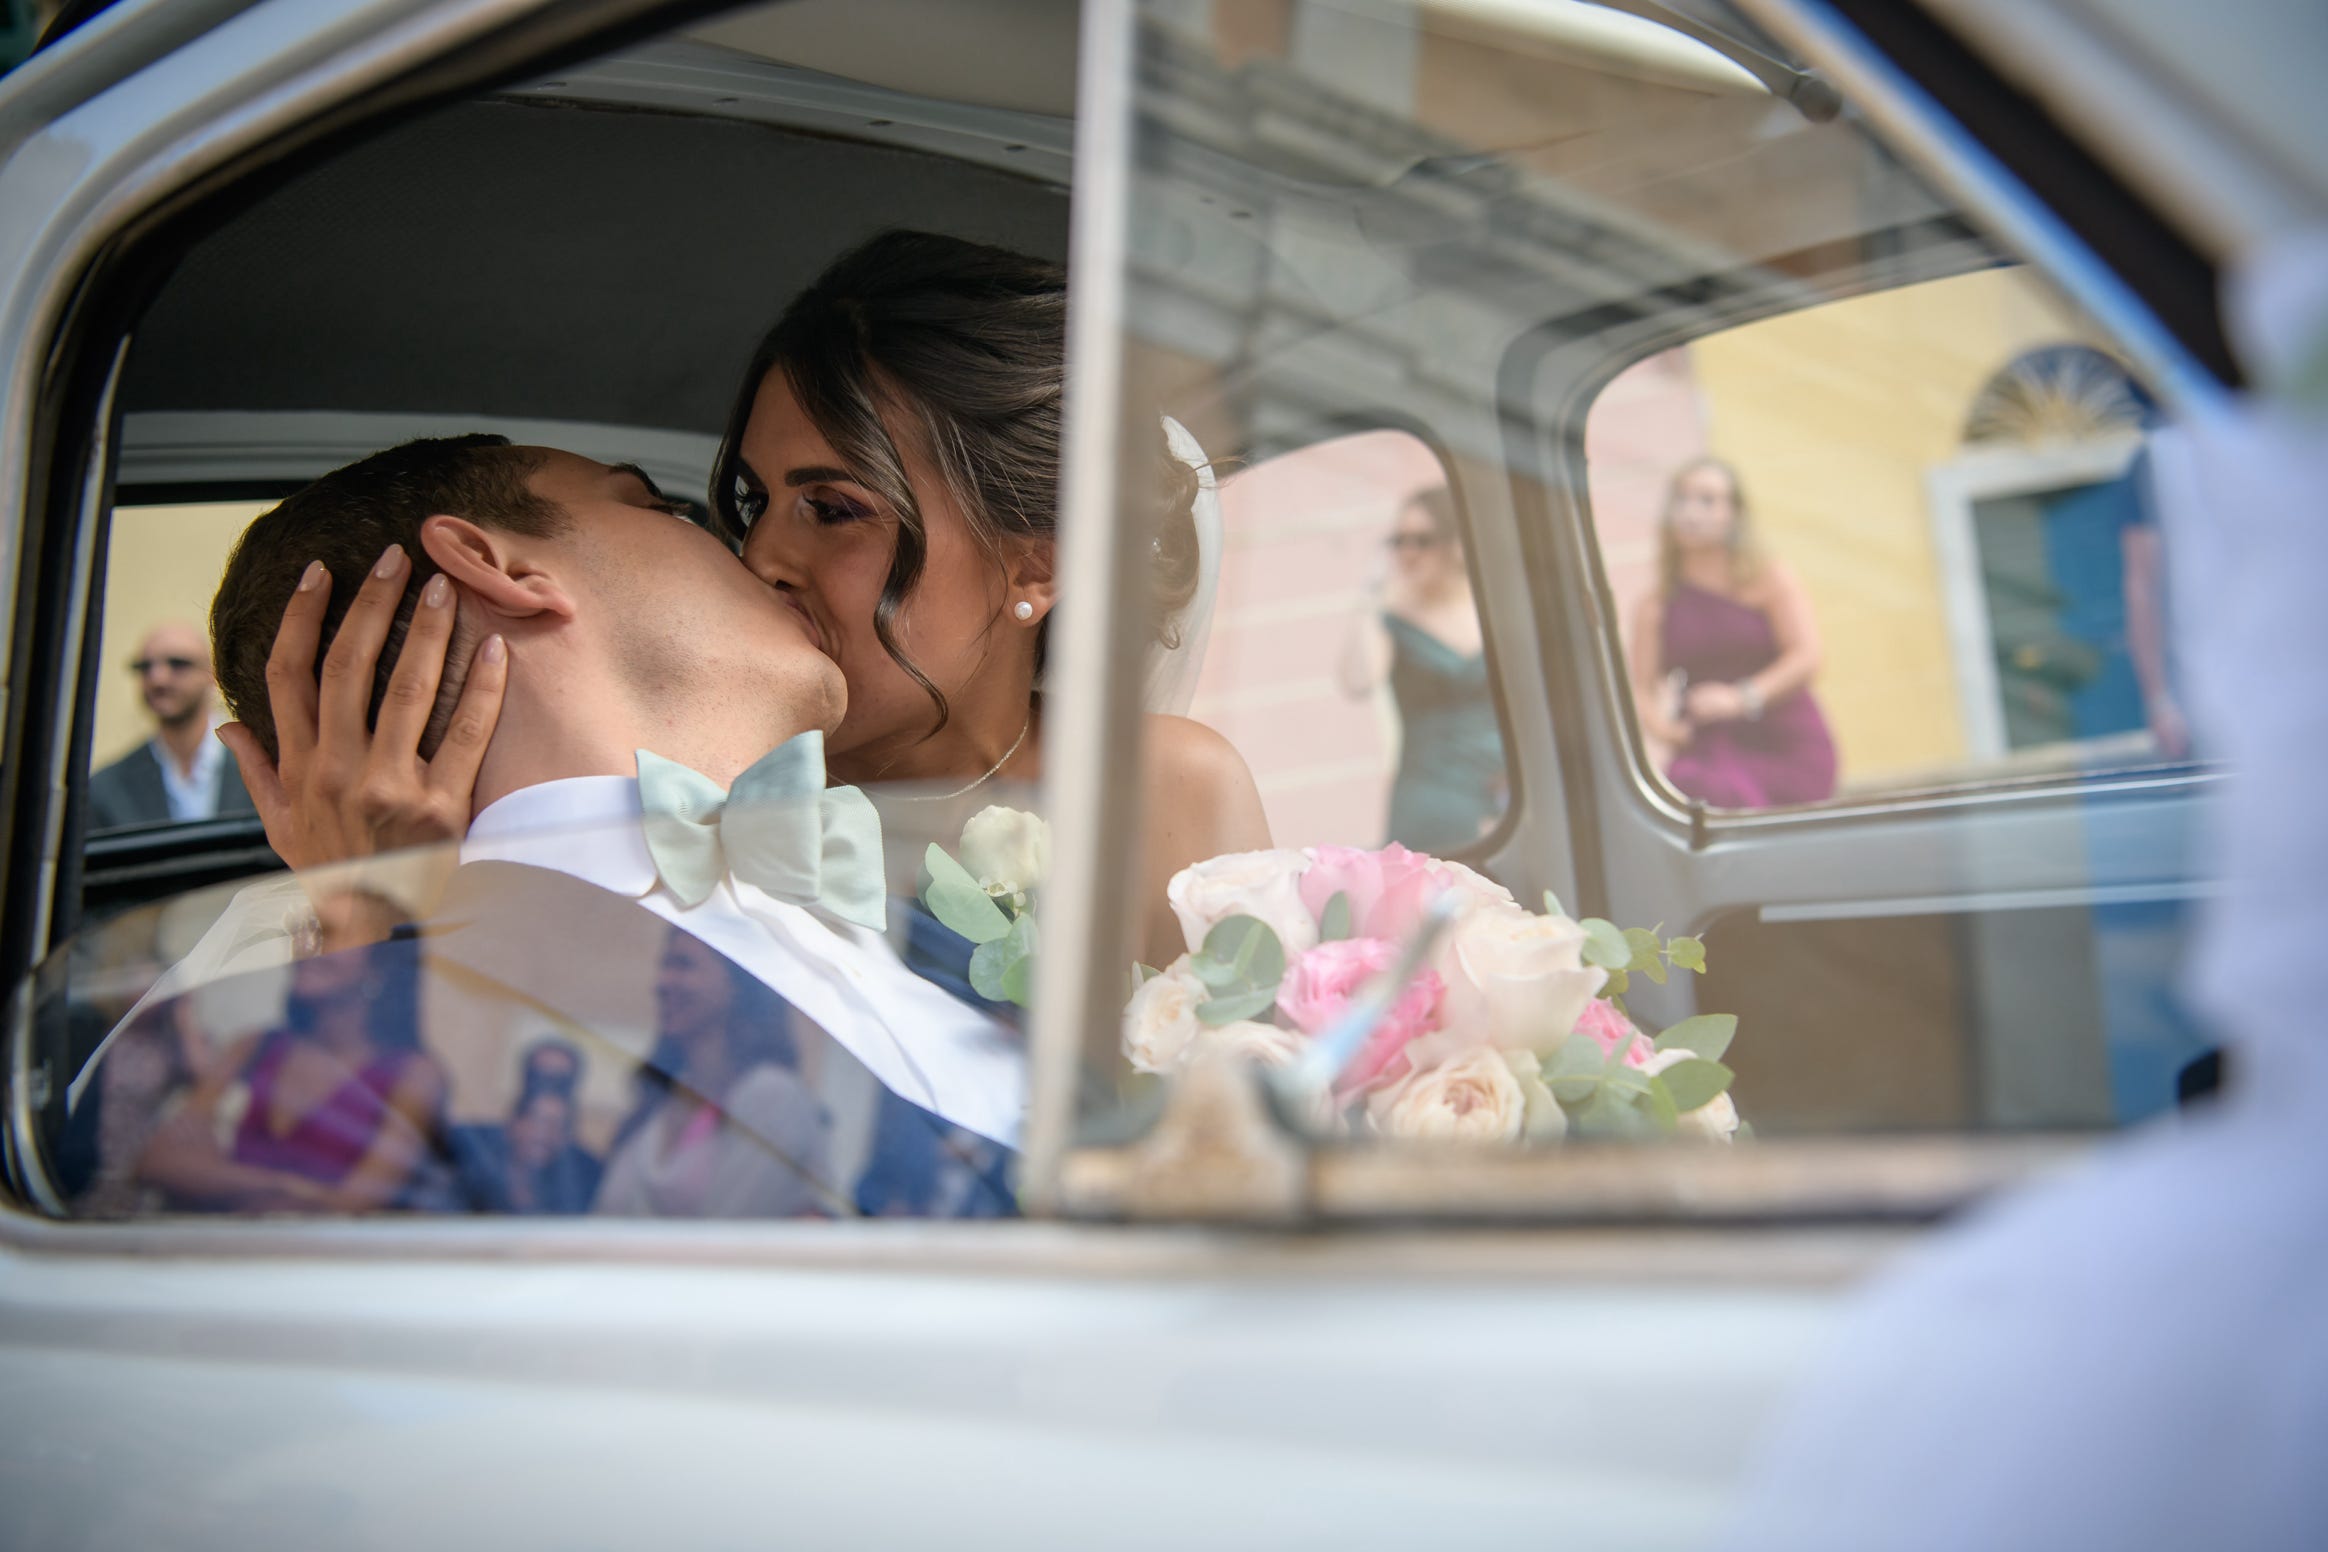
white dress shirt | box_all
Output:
[155,726,227,822]
[80,774,1027,1147]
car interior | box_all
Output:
[11,0,2226,1224]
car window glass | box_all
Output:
[1588,273,2191,810]
[27,0,1094,1221]
[1192,431,1506,853]
[1075,0,2223,1180]
[26,825,1022,1221]
[84,500,276,837]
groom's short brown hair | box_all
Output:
[211,435,565,763]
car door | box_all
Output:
[0,2,2309,1548]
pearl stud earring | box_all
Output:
[1014,600,1035,621]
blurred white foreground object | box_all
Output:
[1724,231,2328,1552]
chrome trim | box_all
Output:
[505,40,1073,186]
[29,335,124,963]
[1021,0,1138,1216]
[1730,0,2230,414]
[0,1195,1909,1286]
[1760,877,2225,924]
[5,975,64,1216]
[1060,1131,2086,1226]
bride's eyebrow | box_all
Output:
[784,465,858,488]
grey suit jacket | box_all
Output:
[86,740,256,831]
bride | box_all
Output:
[222,231,1269,967]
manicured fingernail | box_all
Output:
[420,573,451,609]
[298,561,326,592]
[373,544,406,579]
[481,634,506,665]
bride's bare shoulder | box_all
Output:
[1139,714,1270,848]
[1141,713,1249,787]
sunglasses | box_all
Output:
[1385,532,1446,552]
[129,656,201,676]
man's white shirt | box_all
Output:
[82,775,1026,1146]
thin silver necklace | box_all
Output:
[894,713,1032,803]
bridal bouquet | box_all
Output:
[921,806,1048,1006]
[1122,844,1743,1144]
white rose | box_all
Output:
[1421,906,1607,1065]
[1192,1018,1306,1070]
[1367,1047,1535,1145]
[1434,858,1519,920]
[959,805,1049,899]
[1167,848,1318,959]
[1639,1047,1741,1143]
[1122,957,1208,1074]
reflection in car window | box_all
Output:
[34,815,1022,1221]
[1075,0,2225,1169]
[1192,432,1508,854]
[1589,279,2188,808]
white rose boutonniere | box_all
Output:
[959,804,1050,911]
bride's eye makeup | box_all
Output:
[802,490,872,527]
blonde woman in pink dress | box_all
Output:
[1628,458,1837,809]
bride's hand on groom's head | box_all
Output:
[218,544,508,871]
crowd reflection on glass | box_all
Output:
[1340,486,1507,851]
[595,933,832,1219]
[136,891,453,1213]
[1629,458,1838,809]
[449,1037,600,1215]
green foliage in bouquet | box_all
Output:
[1553,893,1706,1012]
[1188,914,1288,1025]
[1546,1010,1737,1139]
[922,843,1036,1006]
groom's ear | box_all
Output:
[418,514,577,621]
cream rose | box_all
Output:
[1367,1047,1539,1145]
[1166,848,1318,959]
[1640,1047,1741,1142]
[1192,1018,1306,1070]
[1123,958,1208,1074]
[959,805,1049,901]
[1420,906,1607,1064]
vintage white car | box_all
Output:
[0,0,2313,1544]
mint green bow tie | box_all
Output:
[635,733,887,930]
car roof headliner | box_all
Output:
[120,94,1070,437]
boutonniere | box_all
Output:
[919,806,1049,1007]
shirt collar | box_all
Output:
[463,776,659,897]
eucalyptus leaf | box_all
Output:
[1653,1013,1737,1063]
[1572,1087,1649,1139]
[1658,1058,1734,1113]
[1201,915,1287,990]
[1133,962,1163,985]
[1623,926,1662,969]
[1601,1064,1652,1097]
[1542,890,1568,920]
[968,915,1037,1005]
[1320,891,1353,943]
[1580,917,1632,971]
[1548,1035,1606,1107]
[1642,1074,1680,1134]
[923,844,1012,944]
[1196,988,1278,1026]
[1665,936,1707,974]
[1602,966,1629,1001]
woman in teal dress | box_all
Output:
[1341,488,1507,852]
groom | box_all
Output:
[186,434,1018,1211]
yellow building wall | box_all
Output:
[91,502,271,770]
[1688,268,2104,783]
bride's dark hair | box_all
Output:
[712,229,1200,735]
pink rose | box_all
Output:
[1275,937,1446,1095]
[1300,843,1508,944]
[1575,997,1652,1067]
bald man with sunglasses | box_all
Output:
[87,620,256,831]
